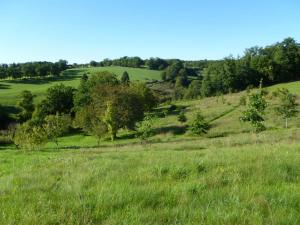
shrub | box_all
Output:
[190,112,210,135]
[136,115,154,141]
[14,122,47,150]
[177,111,187,123]
[43,113,71,149]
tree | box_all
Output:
[190,112,210,135]
[274,88,298,128]
[185,80,201,99]
[90,61,98,67]
[121,71,130,84]
[43,114,71,149]
[17,90,35,122]
[76,82,146,141]
[136,115,154,141]
[129,83,157,111]
[240,90,267,132]
[177,111,187,123]
[98,86,145,140]
[14,122,47,150]
[34,84,75,122]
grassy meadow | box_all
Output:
[0,66,161,107]
[1,70,300,224]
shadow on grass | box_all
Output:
[1,105,20,115]
[151,105,188,118]
[153,125,187,135]
[0,83,10,89]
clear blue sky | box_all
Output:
[0,0,299,63]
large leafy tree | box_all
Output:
[34,84,75,122]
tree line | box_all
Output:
[155,37,300,101]
[90,57,202,71]
[0,60,68,79]
[200,37,300,97]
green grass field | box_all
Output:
[0,66,161,106]
[1,78,300,224]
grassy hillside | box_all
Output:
[0,66,161,106]
[1,81,300,224]
[0,141,299,224]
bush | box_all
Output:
[136,115,154,141]
[177,111,187,123]
[14,122,47,150]
[43,114,72,148]
[190,112,210,135]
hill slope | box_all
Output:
[0,81,300,224]
[0,66,161,106]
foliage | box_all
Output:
[185,80,201,99]
[190,112,210,135]
[0,60,68,80]
[240,90,267,132]
[177,111,187,123]
[98,86,145,141]
[136,115,154,140]
[146,57,169,70]
[34,84,75,122]
[43,114,71,148]
[14,122,47,150]
[17,90,35,122]
[121,71,130,84]
[274,88,298,128]
[100,56,144,68]
[201,38,300,97]
[76,79,148,141]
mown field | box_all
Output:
[0,66,161,106]
[1,77,300,224]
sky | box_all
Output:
[0,0,299,63]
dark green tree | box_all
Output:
[121,71,130,84]
[17,90,35,122]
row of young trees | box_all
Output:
[0,60,68,80]
[9,71,157,149]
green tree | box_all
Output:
[89,60,98,67]
[190,112,210,135]
[17,90,35,122]
[79,84,145,141]
[185,80,201,99]
[43,114,71,149]
[14,122,47,150]
[34,84,75,122]
[240,90,267,132]
[121,71,130,84]
[136,115,154,141]
[274,88,298,128]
